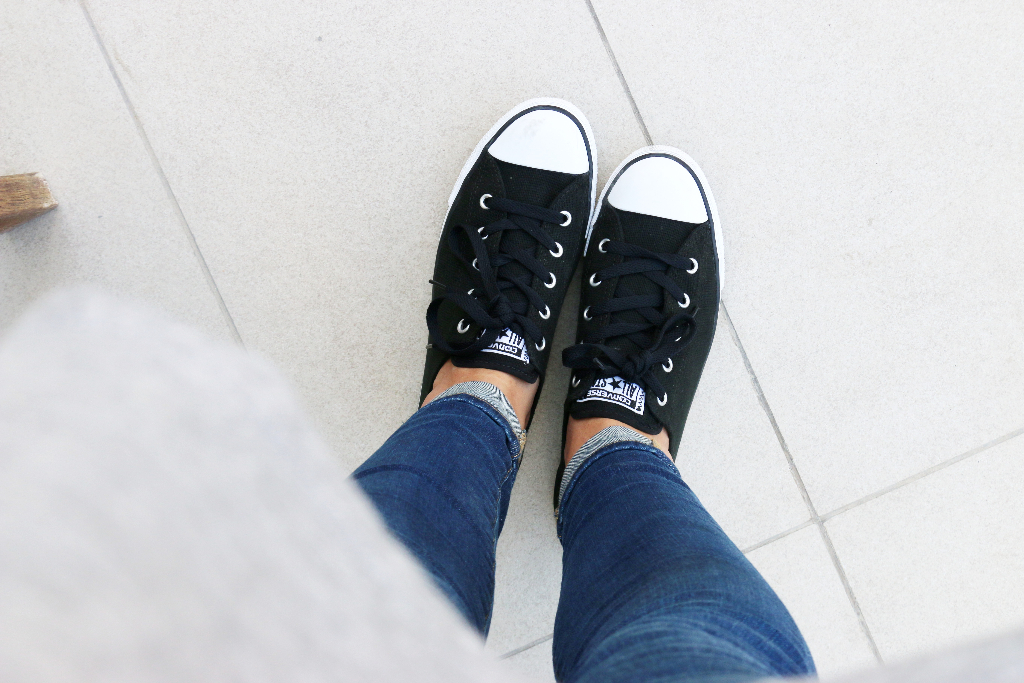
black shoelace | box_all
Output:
[426,195,566,359]
[562,240,699,404]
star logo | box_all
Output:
[578,375,646,415]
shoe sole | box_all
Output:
[441,97,599,245]
[589,145,724,294]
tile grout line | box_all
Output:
[78,0,244,346]
[741,426,1024,561]
[722,302,883,663]
[820,425,1024,523]
[582,0,653,146]
[740,519,815,554]
[721,304,817,513]
[815,522,884,653]
[499,633,553,660]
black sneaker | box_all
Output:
[421,99,597,425]
[556,146,722,498]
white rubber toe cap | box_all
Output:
[487,109,589,175]
[607,155,708,223]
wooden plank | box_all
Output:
[0,173,58,233]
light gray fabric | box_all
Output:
[2,287,1023,683]
[0,288,523,683]
[435,380,526,455]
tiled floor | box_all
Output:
[3,0,1023,680]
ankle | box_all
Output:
[423,360,538,427]
[564,416,669,465]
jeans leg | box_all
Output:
[352,393,522,635]
[554,442,815,683]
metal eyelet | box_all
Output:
[662,358,673,372]
[589,273,601,287]
[583,306,592,321]
[539,305,551,320]
[477,226,488,240]
[678,293,690,308]
[560,211,572,227]
[571,376,580,387]
[535,337,546,351]
[472,259,479,270]
[544,272,557,289]
[549,241,563,258]
[457,319,470,334]
[687,258,698,274]
[657,393,668,406]
[480,194,492,209]
[598,238,610,253]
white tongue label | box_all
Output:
[578,376,646,415]
[481,328,530,364]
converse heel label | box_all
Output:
[577,376,646,415]
[481,328,530,364]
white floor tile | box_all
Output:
[501,638,555,683]
[83,0,647,471]
[590,0,1024,510]
[826,435,1024,663]
[678,312,809,549]
[746,525,879,679]
[0,0,230,340]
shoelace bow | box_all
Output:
[426,195,565,359]
[563,241,698,403]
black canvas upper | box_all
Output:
[420,107,594,417]
[562,153,720,459]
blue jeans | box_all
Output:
[353,393,815,683]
